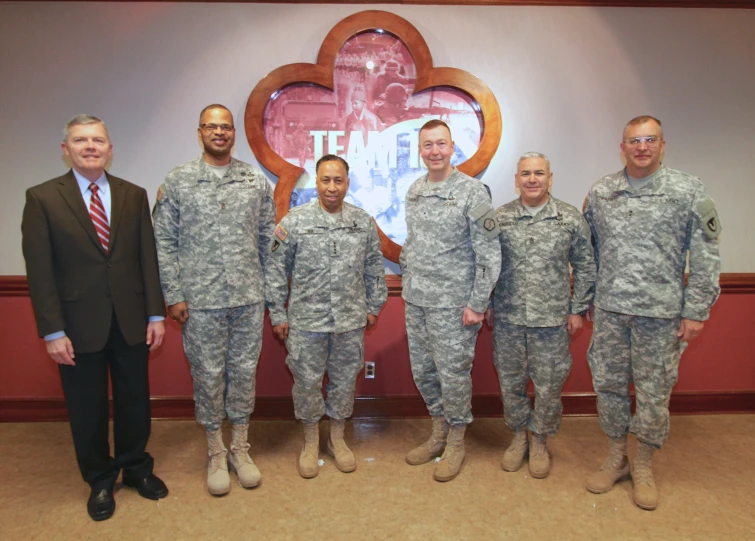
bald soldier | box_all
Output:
[266,154,387,478]
[401,119,501,482]
[487,152,595,479]
[584,115,721,510]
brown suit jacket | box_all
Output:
[22,170,165,353]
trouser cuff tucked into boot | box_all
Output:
[586,435,630,494]
[528,433,550,479]
[406,416,450,465]
[298,422,320,479]
[228,423,261,488]
[433,424,466,482]
[327,419,356,473]
[206,428,230,496]
[632,440,659,510]
[502,429,529,472]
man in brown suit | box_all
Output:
[21,115,168,521]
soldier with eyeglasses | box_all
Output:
[583,115,721,510]
[152,104,275,496]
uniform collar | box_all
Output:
[308,200,363,230]
[417,168,460,200]
[194,156,243,185]
[513,195,558,223]
[610,165,668,196]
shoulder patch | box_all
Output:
[475,207,500,240]
[156,184,166,203]
[274,224,289,242]
[696,199,721,240]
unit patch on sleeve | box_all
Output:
[696,199,721,240]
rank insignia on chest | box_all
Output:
[556,212,563,221]
[274,224,289,241]
[484,218,496,231]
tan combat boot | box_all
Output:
[586,435,630,494]
[206,428,231,496]
[433,425,466,482]
[228,423,262,488]
[327,419,357,473]
[528,433,551,479]
[298,422,320,479]
[501,429,529,472]
[632,441,659,510]
[406,417,450,465]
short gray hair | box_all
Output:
[624,115,663,139]
[63,114,108,142]
[517,152,550,169]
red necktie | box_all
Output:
[89,183,110,253]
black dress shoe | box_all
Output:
[87,487,115,521]
[122,473,169,500]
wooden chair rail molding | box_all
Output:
[1,390,753,423]
[11,2,753,9]
[1,273,754,297]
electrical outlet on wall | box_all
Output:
[365,361,376,379]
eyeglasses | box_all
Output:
[200,124,235,132]
[624,136,662,147]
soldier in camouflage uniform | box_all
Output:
[153,104,275,495]
[583,115,721,510]
[488,152,595,479]
[400,120,501,482]
[266,155,387,479]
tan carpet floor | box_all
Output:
[1,415,753,540]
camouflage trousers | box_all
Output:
[405,302,482,425]
[182,302,264,430]
[588,308,685,448]
[285,327,364,423]
[493,321,572,436]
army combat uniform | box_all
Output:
[153,157,275,430]
[400,168,501,425]
[584,165,721,448]
[265,200,387,422]
[492,196,595,436]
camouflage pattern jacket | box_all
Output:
[583,165,721,320]
[400,169,501,313]
[153,157,275,309]
[265,200,387,334]
[493,196,596,327]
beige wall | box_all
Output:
[1,2,753,273]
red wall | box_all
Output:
[1,292,753,401]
